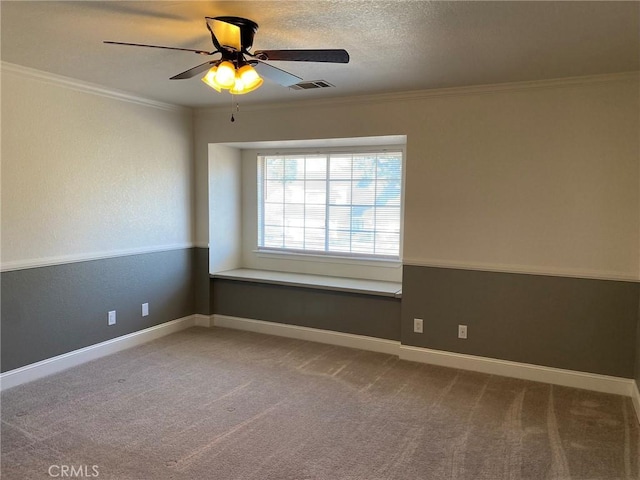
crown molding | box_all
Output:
[195,71,639,115]
[3,62,634,115]
[1,62,190,113]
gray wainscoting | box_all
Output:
[212,279,401,341]
[194,247,212,315]
[402,265,639,378]
[1,248,196,372]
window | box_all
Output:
[257,150,402,259]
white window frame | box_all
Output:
[255,146,405,265]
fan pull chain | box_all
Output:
[229,95,241,123]
[230,94,235,122]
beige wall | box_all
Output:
[403,80,639,280]
[208,144,242,273]
[194,74,639,281]
[1,65,194,269]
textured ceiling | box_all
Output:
[1,1,638,108]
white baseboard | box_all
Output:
[632,381,640,425]
[400,345,635,398]
[194,314,213,328]
[0,315,196,391]
[212,314,636,407]
[5,312,637,425]
[212,314,400,356]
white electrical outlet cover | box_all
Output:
[414,318,423,333]
[458,325,467,339]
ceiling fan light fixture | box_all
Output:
[106,16,349,100]
[201,66,222,92]
[202,63,264,95]
[213,61,236,89]
[236,64,263,93]
[229,77,246,95]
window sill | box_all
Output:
[212,268,402,298]
[254,249,402,268]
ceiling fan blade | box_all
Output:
[170,60,218,80]
[104,41,214,56]
[204,17,223,51]
[252,60,302,87]
[253,49,350,63]
[205,17,242,51]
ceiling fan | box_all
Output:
[104,16,350,95]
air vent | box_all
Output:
[290,80,335,90]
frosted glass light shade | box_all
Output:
[214,61,236,88]
[238,64,263,91]
[201,67,222,92]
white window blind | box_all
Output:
[258,150,402,259]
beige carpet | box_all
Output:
[1,326,638,479]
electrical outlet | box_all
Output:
[108,310,116,326]
[413,318,423,334]
[458,324,467,339]
[142,303,149,317]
